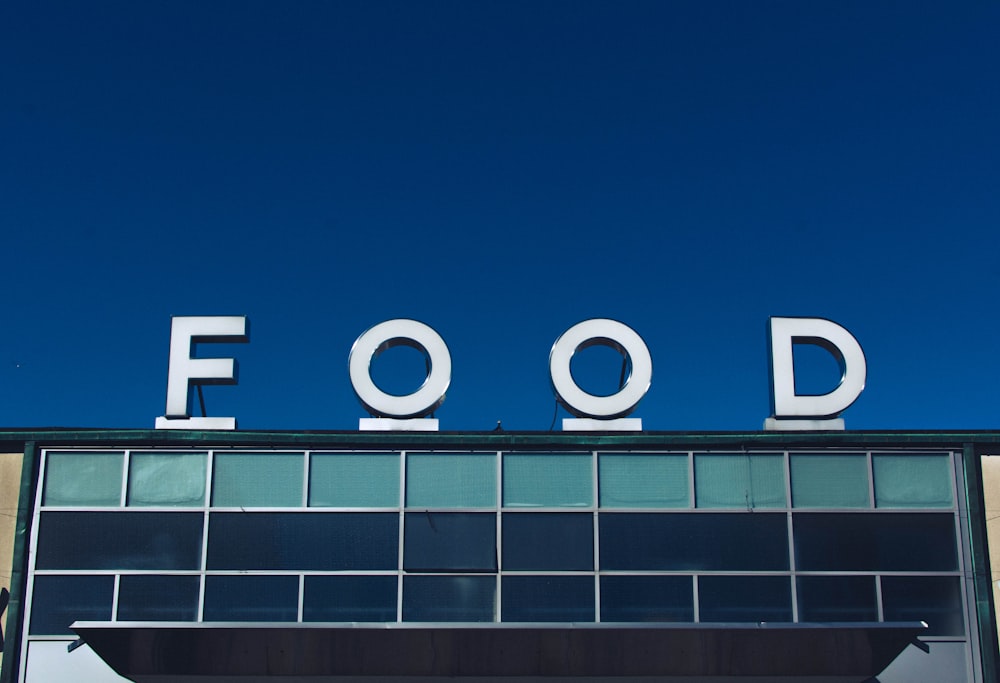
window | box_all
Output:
[43,452,123,506]
[208,512,398,570]
[599,454,688,508]
[29,575,114,635]
[694,454,785,509]
[407,453,495,508]
[212,452,304,507]
[873,454,953,508]
[600,513,789,571]
[128,452,207,507]
[203,575,298,621]
[503,454,592,507]
[600,575,693,622]
[303,576,397,622]
[35,512,203,570]
[881,576,964,636]
[796,576,877,622]
[791,454,869,508]
[117,575,200,621]
[403,576,495,622]
[501,576,594,622]
[503,513,593,570]
[698,575,792,623]
[404,512,497,572]
[793,513,957,571]
[310,452,399,507]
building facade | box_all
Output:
[0,429,998,683]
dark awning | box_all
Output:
[72,620,927,683]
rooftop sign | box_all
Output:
[154,316,866,432]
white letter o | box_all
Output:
[349,319,451,418]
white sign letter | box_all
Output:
[550,319,652,431]
[765,316,866,431]
[350,319,450,430]
[154,316,248,430]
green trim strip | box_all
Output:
[964,444,999,683]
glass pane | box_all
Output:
[502,513,593,570]
[599,454,689,508]
[793,513,957,571]
[791,454,869,508]
[403,575,495,622]
[501,576,594,622]
[698,575,792,623]
[600,513,789,571]
[694,454,785,509]
[882,576,964,636]
[117,575,200,621]
[304,576,397,622]
[208,512,398,570]
[203,575,298,621]
[310,452,399,507]
[35,512,203,569]
[43,452,123,506]
[128,452,207,507]
[407,453,495,508]
[503,453,592,507]
[600,575,693,622]
[212,452,304,507]
[796,576,877,622]
[29,575,114,635]
[873,454,953,508]
[404,512,497,572]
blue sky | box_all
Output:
[1,1,998,431]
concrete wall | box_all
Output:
[981,455,1000,650]
[0,452,23,668]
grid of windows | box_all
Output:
[27,448,964,639]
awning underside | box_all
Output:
[72,621,927,683]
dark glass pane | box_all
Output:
[698,575,792,623]
[501,576,594,622]
[404,512,496,572]
[793,513,957,571]
[118,575,200,621]
[882,576,964,636]
[600,575,693,622]
[203,575,298,622]
[207,512,398,570]
[29,575,114,635]
[503,513,593,570]
[303,575,397,622]
[35,512,203,570]
[796,576,877,622]
[599,513,788,571]
[403,575,495,622]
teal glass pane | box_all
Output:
[598,454,689,508]
[213,452,304,507]
[407,453,495,508]
[694,454,785,509]
[44,452,123,506]
[791,454,869,508]
[310,453,399,507]
[873,454,953,508]
[128,452,207,507]
[503,453,592,507]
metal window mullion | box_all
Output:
[111,574,121,621]
[397,450,406,623]
[688,451,695,508]
[692,574,700,623]
[120,450,131,507]
[496,450,504,622]
[866,451,875,508]
[785,451,798,622]
[593,450,600,622]
[302,450,311,507]
[297,574,305,623]
[875,574,884,622]
[198,450,214,622]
